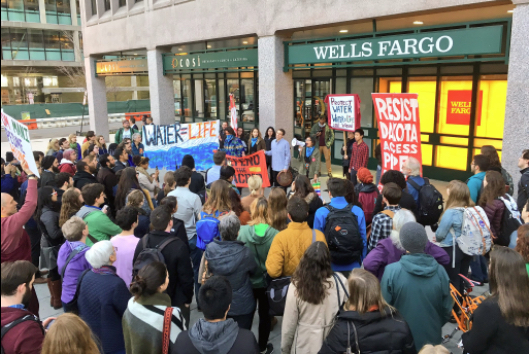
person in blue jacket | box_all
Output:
[402,157,425,206]
[314,178,367,277]
[467,154,490,203]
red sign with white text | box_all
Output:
[446,90,482,126]
[226,151,271,188]
[372,93,423,177]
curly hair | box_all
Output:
[292,242,333,305]
[515,224,529,263]
[59,188,83,227]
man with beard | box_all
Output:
[119,138,136,167]
[97,154,119,213]
[73,156,99,190]
[55,172,73,203]
[1,260,56,354]
[113,147,129,173]
[39,155,60,188]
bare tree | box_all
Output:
[56,31,86,89]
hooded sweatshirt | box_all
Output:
[237,224,279,288]
[381,253,453,352]
[205,240,257,316]
[174,318,259,354]
[467,171,486,204]
[75,206,122,246]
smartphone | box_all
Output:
[102,205,109,213]
[46,319,56,329]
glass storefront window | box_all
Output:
[227,78,239,122]
[407,77,436,134]
[474,74,507,139]
[1,28,12,59]
[194,79,204,118]
[182,76,191,119]
[241,76,254,125]
[335,77,346,94]
[351,77,374,128]
[204,78,216,118]
[43,30,61,60]
[28,29,44,60]
[437,76,473,137]
[45,0,69,24]
[10,28,29,60]
[2,0,39,22]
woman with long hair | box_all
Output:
[290,174,323,228]
[96,135,108,155]
[236,127,249,153]
[268,187,289,231]
[202,180,232,216]
[264,127,276,179]
[435,180,475,294]
[237,197,279,353]
[247,127,266,155]
[58,149,78,176]
[41,313,100,354]
[68,133,82,159]
[59,188,84,227]
[515,224,529,276]
[35,186,65,309]
[320,269,414,353]
[157,171,176,205]
[135,156,159,203]
[241,175,263,212]
[115,167,151,213]
[123,262,185,354]
[229,188,251,225]
[282,242,348,354]
[46,138,60,157]
[126,189,150,239]
[481,145,514,195]
[296,136,320,183]
[462,247,529,353]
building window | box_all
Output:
[28,29,45,60]
[118,0,125,7]
[45,0,71,24]
[90,0,96,16]
[103,0,109,11]
[1,0,40,23]
[0,28,76,61]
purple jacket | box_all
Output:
[364,237,450,280]
[57,241,91,303]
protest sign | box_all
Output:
[372,93,422,176]
[325,94,361,132]
[226,151,271,188]
[1,110,40,177]
[143,120,219,171]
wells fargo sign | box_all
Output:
[446,90,483,126]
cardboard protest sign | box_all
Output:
[143,120,219,171]
[1,110,40,177]
[226,151,271,188]
[372,93,422,176]
[325,94,361,132]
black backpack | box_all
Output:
[133,235,179,277]
[408,177,444,226]
[497,195,523,247]
[1,314,43,354]
[324,203,363,265]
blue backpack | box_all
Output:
[196,211,231,250]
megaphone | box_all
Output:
[291,138,305,147]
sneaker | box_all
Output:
[260,343,274,354]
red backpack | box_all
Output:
[358,190,378,225]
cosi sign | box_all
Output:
[285,26,503,66]
[163,49,258,73]
[96,58,148,76]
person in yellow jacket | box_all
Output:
[265,196,327,278]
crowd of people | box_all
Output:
[1,118,529,354]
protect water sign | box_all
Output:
[286,26,503,65]
[324,94,361,132]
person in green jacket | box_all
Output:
[296,136,320,183]
[75,183,122,246]
[310,115,335,177]
[115,119,139,145]
[381,222,453,352]
[237,197,278,354]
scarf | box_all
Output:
[70,142,77,149]
[136,166,153,183]
[318,122,326,128]
[304,146,315,167]
[60,158,74,165]
[251,137,258,147]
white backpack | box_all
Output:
[450,207,492,267]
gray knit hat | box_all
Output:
[399,222,428,254]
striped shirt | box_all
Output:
[349,141,369,171]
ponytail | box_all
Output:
[129,262,167,301]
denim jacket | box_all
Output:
[435,208,464,247]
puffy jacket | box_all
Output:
[58,162,76,176]
[39,205,65,247]
[319,307,415,354]
[57,241,91,303]
[237,224,279,288]
[73,170,98,190]
[483,199,505,240]
[75,206,122,246]
[205,240,257,316]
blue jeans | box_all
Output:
[189,235,204,306]
[469,255,488,282]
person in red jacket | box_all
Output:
[58,149,78,176]
[1,261,55,354]
[2,163,40,315]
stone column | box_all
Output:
[38,0,46,23]
[84,56,109,140]
[147,48,174,125]
[73,31,82,62]
[131,76,138,100]
[258,35,294,140]
[70,0,78,25]
[502,0,529,196]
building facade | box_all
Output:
[79,0,528,184]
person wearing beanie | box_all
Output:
[181,154,206,203]
[77,241,130,354]
[381,222,453,352]
[354,167,379,224]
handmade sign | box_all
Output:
[143,120,219,171]
[226,151,271,188]
[1,110,40,177]
[325,94,362,132]
[372,93,422,176]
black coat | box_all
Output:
[39,205,65,247]
[133,230,194,307]
[373,190,417,217]
[40,170,56,188]
[73,170,98,191]
[319,308,415,354]
[462,297,529,354]
[97,167,119,206]
[169,217,190,252]
[189,171,206,204]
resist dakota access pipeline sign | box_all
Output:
[142,120,219,171]
[372,94,422,177]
